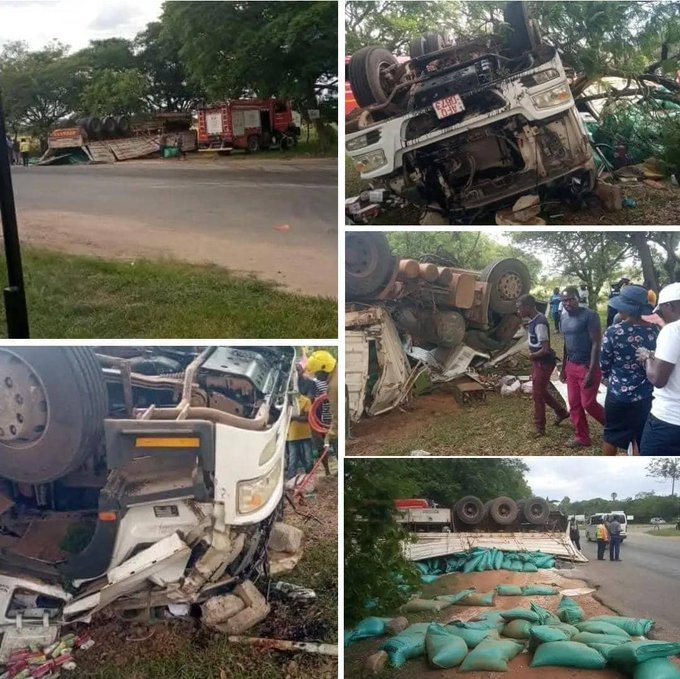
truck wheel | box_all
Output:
[349,46,399,109]
[522,497,551,524]
[480,258,531,315]
[114,115,131,136]
[86,116,102,140]
[454,496,485,525]
[246,135,261,153]
[489,497,519,525]
[504,1,541,55]
[345,232,397,300]
[0,348,107,484]
[281,135,295,151]
[102,116,117,137]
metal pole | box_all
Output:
[0,95,30,338]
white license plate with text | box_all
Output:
[432,94,465,119]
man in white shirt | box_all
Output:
[637,282,680,454]
[578,283,590,308]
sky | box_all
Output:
[523,457,673,502]
[0,0,164,52]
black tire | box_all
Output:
[489,496,519,525]
[86,116,102,140]
[281,135,295,151]
[0,348,108,484]
[480,258,531,315]
[114,116,131,136]
[523,496,551,524]
[345,232,396,300]
[454,495,486,525]
[102,115,117,137]
[410,32,444,59]
[504,1,540,55]
[348,46,399,109]
[409,36,425,59]
[246,135,260,153]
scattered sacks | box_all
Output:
[425,624,468,669]
[345,617,393,646]
[496,584,523,596]
[445,624,500,648]
[530,641,607,669]
[522,585,558,596]
[576,620,631,637]
[607,641,680,669]
[381,623,429,668]
[634,658,680,679]
[588,615,655,636]
[557,596,585,624]
[531,602,561,625]
[499,608,540,623]
[502,619,533,640]
[434,589,476,605]
[400,598,450,614]
[459,638,524,672]
[529,624,572,649]
[458,591,495,607]
[572,631,633,647]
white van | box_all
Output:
[586,511,628,542]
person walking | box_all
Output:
[19,138,31,166]
[559,286,606,449]
[600,285,659,455]
[517,294,569,437]
[549,287,562,333]
[638,282,680,454]
[596,519,609,560]
[608,516,623,561]
[570,520,581,551]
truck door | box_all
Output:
[232,110,245,137]
[205,112,223,136]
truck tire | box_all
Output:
[0,347,107,484]
[86,117,102,140]
[522,497,551,524]
[480,258,531,315]
[102,115,117,137]
[349,46,399,109]
[246,135,261,153]
[489,496,519,525]
[345,232,397,300]
[504,1,541,56]
[454,496,485,525]
[281,135,295,151]
[114,116,130,136]
[410,32,445,59]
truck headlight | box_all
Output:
[237,459,282,514]
[346,134,369,152]
[531,82,572,109]
[523,68,560,87]
[353,149,387,174]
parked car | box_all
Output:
[650,517,667,524]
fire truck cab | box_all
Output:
[197,98,299,153]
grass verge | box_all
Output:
[645,527,680,537]
[0,247,336,338]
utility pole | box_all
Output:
[0,95,30,338]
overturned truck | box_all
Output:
[346,232,531,420]
[0,346,300,657]
[345,1,596,224]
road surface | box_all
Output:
[9,157,337,295]
[568,531,680,638]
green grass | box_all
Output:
[645,527,680,537]
[0,247,336,338]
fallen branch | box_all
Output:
[227,635,339,656]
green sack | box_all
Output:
[532,554,556,568]
[497,584,523,596]
[459,591,495,606]
[502,619,533,640]
[557,596,585,624]
[589,615,655,636]
[434,589,476,604]
[545,623,579,638]
[463,554,483,573]
[572,631,632,646]
[163,146,179,158]
[607,641,680,669]
[530,641,607,669]
[459,638,524,672]
[463,612,506,631]
[445,624,500,648]
[415,562,430,574]
[421,574,440,584]
[523,562,539,572]
[529,625,571,647]
[501,557,515,570]
[522,585,558,596]
[493,550,504,570]
[589,643,617,659]
[634,658,680,679]
[500,608,540,623]
[531,602,560,625]
[400,598,450,613]
[345,617,392,645]
[426,624,468,669]
[576,621,631,637]
[381,623,429,668]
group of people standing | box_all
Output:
[594,516,624,562]
[4,134,31,166]
[518,280,680,455]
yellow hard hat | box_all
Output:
[306,350,336,374]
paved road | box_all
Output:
[9,158,338,295]
[568,532,680,638]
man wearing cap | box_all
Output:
[559,286,605,449]
[305,349,338,448]
[600,285,659,455]
[637,282,680,454]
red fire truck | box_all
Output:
[197,98,299,153]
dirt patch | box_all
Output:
[15,210,335,296]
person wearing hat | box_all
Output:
[305,349,338,449]
[600,285,659,455]
[637,282,680,454]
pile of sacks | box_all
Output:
[416,548,556,583]
[346,590,680,677]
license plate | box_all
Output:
[432,94,465,119]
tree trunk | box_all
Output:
[630,232,659,290]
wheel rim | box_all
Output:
[0,351,49,448]
[496,271,523,301]
[461,502,478,519]
[346,236,379,278]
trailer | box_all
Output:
[197,98,300,153]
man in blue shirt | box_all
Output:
[517,294,569,437]
[559,286,605,448]
[549,287,562,333]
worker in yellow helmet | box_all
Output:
[305,350,338,442]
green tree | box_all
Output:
[647,458,680,496]
[80,68,148,117]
